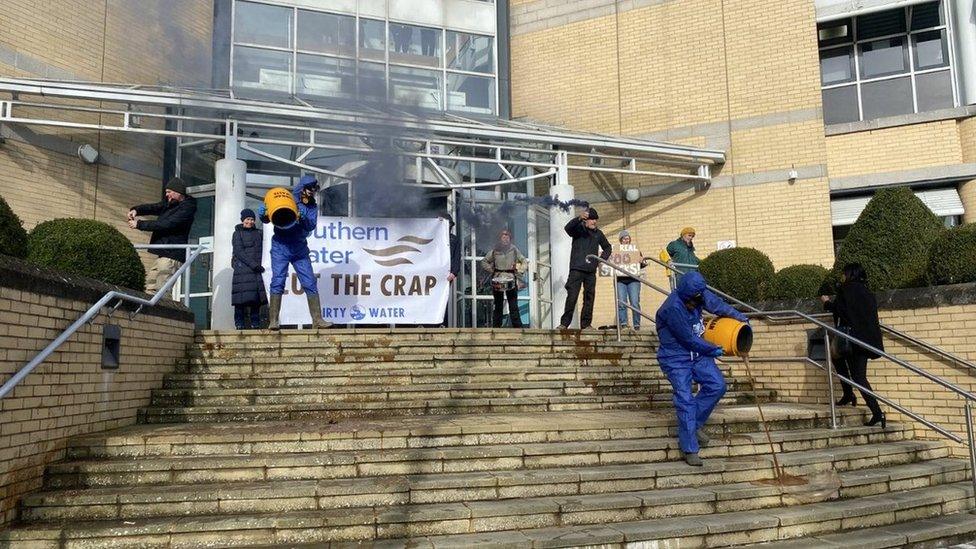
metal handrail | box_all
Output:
[879,322,976,375]
[0,244,208,400]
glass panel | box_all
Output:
[817,18,852,48]
[916,70,953,111]
[911,1,943,30]
[389,65,442,109]
[357,61,386,100]
[861,76,913,119]
[359,19,386,62]
[913,29,949,70]
[822,85,860,124]
[389,24,441,68]
[857,8,907,40]
[296,54,355,99]
[447,73,496,114]
[446,32,493,73]
[297,10,355,57]
[232,46,292,94]
[234,1,292,48]
[859,37,908,78]
[820,46,854,85]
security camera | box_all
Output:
[624,188,640,204]
[77,144,99,164]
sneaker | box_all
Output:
[696,429,710,448]
[683,452,703,467]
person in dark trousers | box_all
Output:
[231,209,267,329]
[438,212,461,327]
[482,229,527,328]
[558,207,612,330]
[821,263,886,428]
[128,177,197,294]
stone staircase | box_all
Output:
[2,329,974,548]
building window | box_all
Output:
[229,1,497,115]
[818,1,956,124]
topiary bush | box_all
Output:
[28,219,146,291]
[927,223,976,285]
[762,264,830,300]
[833,187,944,292]
[698,247,774,302]
[0,194,29,258]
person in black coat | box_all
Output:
[232,209,267,329]
[128,177,197,294]
[821,263,886,427]
[558,207,612,330]
[438,212,461,327]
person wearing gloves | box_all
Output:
[128,176,197,293]
[231,209,267,329]
[558,207,612,330]
[655,271,748,466]
[482,229,528,328]
[258,175,331,330]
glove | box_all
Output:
[253,265,265,274]
[257,204,267,218]
[708,347,725,358]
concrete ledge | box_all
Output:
[756,282,976,315]
[825,105,976,137]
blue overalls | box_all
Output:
[264,176,319,296]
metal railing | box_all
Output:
[588,253,976,501]
[0,244,208,400]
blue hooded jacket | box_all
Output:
[267,175,319,245]
[655,271,748,365]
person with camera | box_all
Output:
[482,229,527,328]
[558,207,611,330]
[128,177,197,294]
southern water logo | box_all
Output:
[362,235,434,267]
[350,305,367,321]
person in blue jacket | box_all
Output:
[258,174,331,330]
[655,271,748,466]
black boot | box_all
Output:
[864,412,886,428]
[836,394,857,407]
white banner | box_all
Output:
[262,216,450,325]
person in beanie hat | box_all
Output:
[128,176,197,294]
[616,229,649,330]
[231,208,267,329]
[558,206,611,330]
[666,226,700,283]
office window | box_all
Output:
[297,10,355,57]
[234,1,292,48]
[389,24,441,68]
[446,32,494,73]
[817,1,955,124]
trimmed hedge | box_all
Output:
[833,187,943,291]
[927,223,976,285]
[28,219,146,291]
[762,264,830,300]
[698,247,774,302]
[0,195,29,258]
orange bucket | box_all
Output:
[263,187,299,228]
[703,317,753,356]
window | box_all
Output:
[817,1,955,124]
[297,10,355,57]
[389,24,441,68]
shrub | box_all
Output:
[927,223,976,285]
[0,195,29,258]
[833,187,944,291]
[28,219,146,291]
[698,247,774,302]
[762,264,830,300]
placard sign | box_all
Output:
[599,243,643,277]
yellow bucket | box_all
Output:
[263,187,299,228]
[703,317,753,357]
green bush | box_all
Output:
[927,223,976,285]
[28,219,146,291]
[833,187,944,291]
[762,264,830,300]
[0,195,29,258]
[698,247,774,302]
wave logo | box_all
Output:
[350,305,367,321]
[362,235,433,267]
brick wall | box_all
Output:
[0,257,195,525]
[825,120,965,179]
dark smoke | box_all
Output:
[454,195,590,232]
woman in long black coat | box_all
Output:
[232,209,267,329]
[821,263,886,427]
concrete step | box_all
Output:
[5,480,972,547]
[21,443,964,522]
[193,327,658,345]
[46,422,916,489]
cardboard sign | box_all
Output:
[600,243,643,277]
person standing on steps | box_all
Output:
[655,271,749,467]
[482,229,527,328]
[558,207,612,330]
[665,227,700,284]
[615,229,649,331]
[128,176,197,294]
[259,175,331,331]
[231,209,267,329]
[821,263,886,428]
[437,211,461,328]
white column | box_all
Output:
[952,0,976,105]
[549,152,574,329]
[211,144,248,330]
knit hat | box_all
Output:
[298,174,319,191]
[165,177,188,196]
[240,208,256,221]
[587,207,599,220]
[618,230,630,241]
[680,227,696,237]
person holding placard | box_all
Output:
[615,230,648,330]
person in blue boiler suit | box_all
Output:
[655,271,748,467]
[259,174,331,330]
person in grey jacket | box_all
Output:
[482,229,527,328]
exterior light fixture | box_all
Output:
[77,144,99,164]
